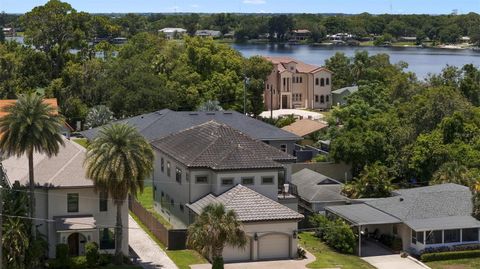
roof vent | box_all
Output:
[223,112,233,115]
[189,112,198,115]
[399,197,404,202]
[206,112,215,115]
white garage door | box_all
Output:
[258,234,290,260]
[223,239,252,262]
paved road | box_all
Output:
[362,254,430,269]
[129,214,178,269]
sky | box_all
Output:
[1,0,479,14]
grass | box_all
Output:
[102,266,142,269]
[73,138,89,148]
[130,212,207,269]
[299,232,375,269]
[136,186,173,229]
[426,258,480,269]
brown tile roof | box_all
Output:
[264,56,332,74]
[151,121,295,171]
[187,184,304,222]
[282,119,327,137]
[0,98,58,118]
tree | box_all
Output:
[85,123,154,264]
[0,93,64,231]
[430,161,479,188]
[85,105,116,129]
[196,100,223,111]
[187,203,247,269]
[244,56,273,116]
[343,162,393,199]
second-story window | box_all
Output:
[167,161,171,177]
[161,158,164,172]
[67,193,79,213]
[176,167,182,183]
[280,144,287,152]
[320,78,325,86]
[221,178,234,186]
[241,177,254,185]
[326,77,330,85]
[196,176,208,184]
[262,176,274,185]
[99,191,108,212]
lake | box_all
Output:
[232,43,480,79]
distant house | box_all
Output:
[158,28,187,39]
[327,33,353,41]
[332,86,359,106]
[282,119,327,139]
[195,29,222,38]
[460,36,471,43]
[2,27,14,37]
[82,109,301,155]
[290,29,311,41]
[111,37,127,44]
[399,36,417,42]
[263,56,333,111]
[326,184,480,256]
[2,138,128,258]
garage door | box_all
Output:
[223,238,251,262]
[258,234,290,260]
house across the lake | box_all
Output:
[326,184,480,256]
[332,86,359,106]
[158,28,187,39]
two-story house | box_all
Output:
[151,121,303,262]
[2,138,129,258]
[263,56,333,111]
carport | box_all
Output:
[325,204,401,256]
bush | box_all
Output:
[55,244,70,268]
[85,242,99,268]
[323,219,356,254]
[98,254,113,266]
[70,256,87,269]
[421,249,480,262]
[309,214,330,239]
[297,247,307,259]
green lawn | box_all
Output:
[130,213,207,269]
[136,186,173,229]
[299,232,375,269]
[426,258,480,269]
[73,138,89,148]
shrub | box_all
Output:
[323,219,356,254]
[297,247,307,259]
[98,254,113,266]
[421,249,480,262]
[55,244,70,268]
[70,256,87,269]
[308,214,330,239]
[85,242,99,268]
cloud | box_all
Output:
[190,4,200,8]
[243,0,266,4]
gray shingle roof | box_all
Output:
[187,184,304,222]
[332,86,359,95]
[82,109,300,142]
[55,215,96,231]
[291,169,347,202]
[151,121,295,170]
[405,216,480,231]
[326,204,400,225]
[2,137,93,188]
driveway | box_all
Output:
[129,214,178,269]
[362,254,430,269]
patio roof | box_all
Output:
[326,204,401,226]
[405,215,480,232]
[55,215,96,231]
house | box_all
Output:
[259,109,324,120]
[158,28,187,39]
[2,138,128,258]
[291,169,348,217]
[263,56,333,111]
[2,27,15,37]
[282,119,327,139]
[150,120,297,228]
[332,86,359,106]
[82,109,301,155]
[187,184,303,262]
[290,29,311,41]
[325,184,480,256]
[195,29,222,38]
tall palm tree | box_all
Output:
[187,203,247,269]
[84,123,153,264]
[0,93,64,230]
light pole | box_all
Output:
[243,77,250,115]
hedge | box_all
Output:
[421,249,480,262]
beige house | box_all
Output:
[263,56,333,111]
[2,138,129,258]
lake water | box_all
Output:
[232,43,480,79]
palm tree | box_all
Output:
[84,123,154,264]
[187,203,247,269]
[0,93,64,230]
[431,161,477,187]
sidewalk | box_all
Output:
[129,214,178,269]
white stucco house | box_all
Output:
[2,138,129,258]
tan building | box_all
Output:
[263,56,333,111]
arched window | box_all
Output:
[320,95,325,103]
[326,77,330,85]
[320,78,325,86]
[326,95,330,102]
[315,78,319,85]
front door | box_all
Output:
[282,95,288,109]
[68,233,79,256]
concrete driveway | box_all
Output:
[190,251,317,269]
[362,254,430,269]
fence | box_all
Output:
[129,198,187,250]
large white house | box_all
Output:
[2,138,129,258]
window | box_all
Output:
[462,228,479,242]
[175,167,182,183]
[67,193,79,213]
[444,229,460,243]
[315,78,319,85]
[283,77,286,86]
[170,199,174,206]
[221,178,234,186]
[315,95,319,102]
[417,231,424,244]
[280,144,287,152]
[241,177,254,185]
[262,176,274,184]
[267,84,269,89]
[326,95,329,102]
[426,230,443,245]
[100,228,115,249]
[180,204,184,212]
[167,161,171,177]
[326,77,330,85]
[299,94,302,101]
[99,191,108,212]
[300,77,303,83]
[161,191,164,197]
[411,230,417,244]
[195,176,208,184]
[320,78,325,86]
[161,158,164,172]
[320,95,325,104]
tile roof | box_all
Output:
[2,137,93,188]
[151,121,295,170]
[282,119,327,137]
[264,56,332,74]
[291,169,347,203]
[81,109,300,142]
[0,98,58,118]
[187,184,304,222]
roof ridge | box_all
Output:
[48,144,84,185]
[140,109,172,139]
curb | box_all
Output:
[406,256,431,269]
